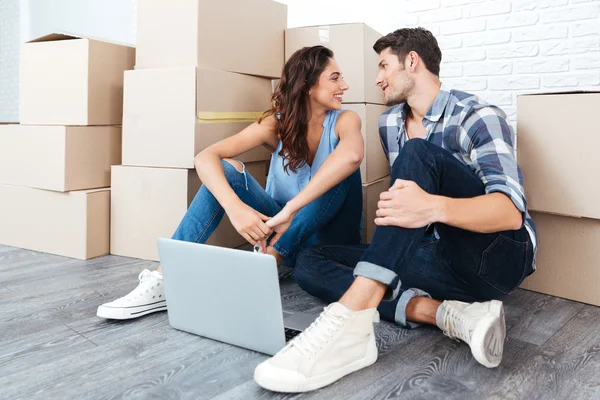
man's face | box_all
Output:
[375,48,414,106]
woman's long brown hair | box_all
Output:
[259,46,334,174]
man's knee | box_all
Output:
[391,138,436,178]
[399,138,432,159]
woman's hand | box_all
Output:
[265,207,297,247]
[228,203,272,247]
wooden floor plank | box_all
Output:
[2,244,600,400]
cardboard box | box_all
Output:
[285,23,384,104]
[0,185,110,259]
[0,125,121,192]
[20,33,135,126]
[517,91,600,219]
[521,212,600,306]
[110,161,269,261]
[343,104,390,183]
[122,67,273,168]
[362,176,390,243]
[135,0,286,78]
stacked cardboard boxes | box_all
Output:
[285,23,390,243]
[110,0,287,261]
[0,33,134,259]
[517,91,600,306]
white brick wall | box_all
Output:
[402,0,600,126]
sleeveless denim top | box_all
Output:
[265,110,342,206]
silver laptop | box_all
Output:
[156,238,318,355]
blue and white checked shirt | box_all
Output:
[378,88,537,267]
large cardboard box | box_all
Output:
[122,67,273,168]
[20,33,135,126]
[0,125,121,191]
[285,23,384,105]
[0,185,110,259]
[362,176,391,244]
[517,91,600,219]
[521,212,600,306]
[135,0,286,78]
[110,161,269,261]
[343,104,390,184]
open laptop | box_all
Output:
[156,238,319,355]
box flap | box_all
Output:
[26,30,133,47]
[27,33,75,43]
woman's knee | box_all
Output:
[220,159,246,185]
[222,158,244,173]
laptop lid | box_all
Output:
[157,238,287,355]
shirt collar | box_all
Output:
[394,86,451,123]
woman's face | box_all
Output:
[308,58,349,111]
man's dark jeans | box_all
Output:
[294,139,535,328]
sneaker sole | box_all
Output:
[97,301,167,320]
[470,300,505,368]
[254,335,378,393]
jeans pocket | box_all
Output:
[478,234,528,295]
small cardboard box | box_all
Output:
[521,212,600,306]
[343,104,391,184]
[517,91,600,219]
[0,125,121,192]
[110,161,269,261]
[362,176,390,243]
[0,185,110,259]
[122,67,273,168]
[285,23,384,104]
[20,33,135,126]
[135,0,286,78]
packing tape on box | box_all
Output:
[196,111,264,123]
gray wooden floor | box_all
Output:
[1,244,600,400]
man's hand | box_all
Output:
[266,207,297,247]
[375,179,441,228]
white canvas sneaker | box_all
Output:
[436,299,506,368]
[254,302,380,393]
[97,269,167,320]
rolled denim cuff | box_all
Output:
[272,243,289,257]
[354,261,401,301]
[395,288,432,329]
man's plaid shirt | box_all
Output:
[378,88,537,268]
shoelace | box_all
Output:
[288,307,349,357]
[123,270,154,302]
[443,305,470,343]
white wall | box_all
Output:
[3,0,600,124]
[280,0,600,126]
[0,0,20,122]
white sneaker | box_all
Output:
[437,299,506,368]
[97,269,167,320]
[254,302,379,393]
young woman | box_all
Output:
[97,45,365,320]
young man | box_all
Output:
[253,27,537,393]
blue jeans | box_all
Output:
[172,160,362,263]
[295,139,535,328]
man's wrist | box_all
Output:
[431,195,448,224]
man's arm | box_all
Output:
[435,192,522,233]
[376,106,526,234]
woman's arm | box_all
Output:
[286,110,363,214]
[194,116,280,245]
[266,110,364,244]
